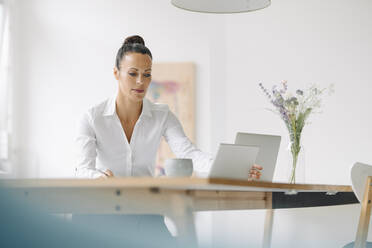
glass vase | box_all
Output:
[286,141,306,184]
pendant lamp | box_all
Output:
[171,0,271,14]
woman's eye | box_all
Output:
[129,72,137,76]
[144,74,151,78]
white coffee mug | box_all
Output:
[164,158,193,177]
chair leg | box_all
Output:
[354,177,372,248]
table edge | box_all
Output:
[0,177,353,192]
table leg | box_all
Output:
[262,209,274,248]
[167,194,198,248]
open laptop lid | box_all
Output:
[209,143,259,180]
[235,132,281,182]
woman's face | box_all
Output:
[114,52,152,103]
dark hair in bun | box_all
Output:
[115,35,152,69]
[123,35,145,46]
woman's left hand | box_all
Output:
[248,164,263,180]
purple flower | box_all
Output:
[259,83,272,99]
[280,80,288,93]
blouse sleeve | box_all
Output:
[163,110,214,174]
[74,112,106,179]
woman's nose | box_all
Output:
[136,76,144,84]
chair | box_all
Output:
[344,162,372,248]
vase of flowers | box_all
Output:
[259,81,333,184]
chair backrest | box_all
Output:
[351,162,372,202]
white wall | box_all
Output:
[11,0,212,177]
[210,0,372,247]
[224,0,372,185]
[9,0,372,247]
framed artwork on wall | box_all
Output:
[147,62,195,175]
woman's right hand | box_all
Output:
[98,169,114,179]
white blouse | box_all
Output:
[75,96,213,178]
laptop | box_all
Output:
[235,132,281,182]
[208,143,260,180]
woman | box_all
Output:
[74,35,262,246]
[75,35,262,180]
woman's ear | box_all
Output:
[113,67,120,80]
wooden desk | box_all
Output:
[1,178,358,247]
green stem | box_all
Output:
[290,152,299,184]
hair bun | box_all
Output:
[123,35,145,46]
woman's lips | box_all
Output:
[132,89,144,93]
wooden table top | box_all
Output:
[0,177,353,193]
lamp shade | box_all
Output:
[171,0,271,13]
